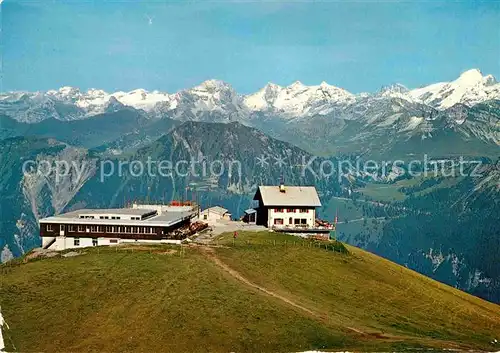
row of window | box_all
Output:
[273,218,308,225]
[273,208,309,213]
[47,224,156,234]
[73,238,118,246]
[79,215,123,220]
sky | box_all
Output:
[1,0,499,94]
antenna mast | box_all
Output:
[330,208,338,241]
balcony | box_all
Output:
[271,223,333,234]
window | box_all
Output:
[74,238,80,246]
[203,214,208,220]
[46,224,53,232]
[106,226,112,233]
[301,219,307,224]
[286,208,295,213]
[78,225,85,232]
[299,208,309,213]
[132,227,137,233]
[273,218,284,225]
[274,208,284,213]
[68,225,75,232]
[289,217,293,224]
[126,226,131,233]
[92,238,98,247]
[80,216,84,219]
[99,216,104,219]
[60,225,65,231]
[90,225,97,233]
[149,227,155,234]
[110,239,118,244]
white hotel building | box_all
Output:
[39,203,197,250]
[253,185,325,232]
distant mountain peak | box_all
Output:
[379,83,409,94]
[264,82,282,90]
[59,86,80,95]
[409,68,500,109]
[288,80,305,89]
[455,68,484,85]
[483,74,497,86]
[243,80,355,118]
[194,79,232,92]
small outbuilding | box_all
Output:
[242,209,257,224]
[199,206,231,225]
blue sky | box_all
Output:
[2,0,499,93]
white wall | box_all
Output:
[42,236,180,251]
[120,239,181,245]
[267,207,315,228]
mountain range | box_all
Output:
[1,69,499,159]
[1,69,499,123]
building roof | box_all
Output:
[253,185,321,207]
[39,208,195,227]
[52,208,157,218]
[201,206,230,216]
[244,209,257,214]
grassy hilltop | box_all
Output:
[1,231,499,352]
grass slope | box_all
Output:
[1,233,499,352]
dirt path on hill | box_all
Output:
[198,246,472,349]
[199,246,366,336]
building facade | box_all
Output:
[265,207,316,228]
[39,204,198,250]
[253,185,322,230]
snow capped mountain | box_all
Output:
[157,79,249,122]
[112,89,171,112]
[0,89,83,123]
[376,83,416,101]
[409,69,500,109]
[243,80,355,117]
[1,69,500,124]
[46,86,173,116]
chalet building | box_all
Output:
[253,184,326,233]
[39,203,198,250]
